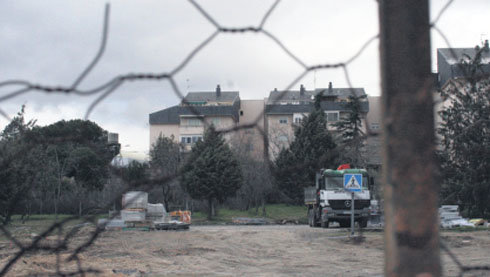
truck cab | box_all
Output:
[305,167,373,228]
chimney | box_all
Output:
[216,84,221,98]
[300,84,305,96]
[484,40,489,52]
[328,82,333,94]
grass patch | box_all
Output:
[1,214,107,241]
[1,205,308,237]
[191,204,307,225]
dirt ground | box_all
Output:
[1,225,489,276]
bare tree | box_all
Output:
[149,135,181,212]
[230,132,273,215]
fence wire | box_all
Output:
[0,0,488,276]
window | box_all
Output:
[279,117,288,124]
[211,118,221,125]
[370,123,380,130]
[325,111,339,122]
[187,118,202,126]
[192,136,202,143]
[180,137,191,144]
[180,135,203,144]
[293,113,305,124]
[240,110,244,116]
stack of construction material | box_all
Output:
[97,218,126,230]
[439,205,474,228]
[121,191,148,222]
[146,203,167,222]
[169,210,192,224]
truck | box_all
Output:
[305,166,373,228]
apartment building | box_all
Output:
[264,83,369,157]
[149,85,265,158]
[149,83,375,161]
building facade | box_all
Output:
[149,83,376,161]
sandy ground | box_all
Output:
[1,225,489,276]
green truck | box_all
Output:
[305,167,373,228]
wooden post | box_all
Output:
[378,0,441,276]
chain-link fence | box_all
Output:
[0,0,489,276]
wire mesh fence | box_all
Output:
[0,0,489,276]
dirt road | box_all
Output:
[1,225,489,276]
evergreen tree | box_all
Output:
[122,160,149,187]
[274,98,337,204]
[438,49,490,217]
[0,106,39,224]
[180,125,242,219]
[333,93,367,167]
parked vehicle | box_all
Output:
[305,165,373,228]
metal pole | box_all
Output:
[378,1,441,276]
[351,192,355,236]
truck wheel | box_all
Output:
[359,219,368,228]
[321,220,329,228]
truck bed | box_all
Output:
[304,187,317,204]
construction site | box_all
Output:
[0,224,488,276]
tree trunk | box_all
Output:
[162,184,170,212]
[79,200,82,217]
[212,201,216,217]
[207,198,213,220]
[261,198,267,217]
[5,214,11,225]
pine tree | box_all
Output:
[180,125,243,219]
[274,99,337,204]
[333,93,367,167]
[438,49,490,218]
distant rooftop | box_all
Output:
[437,42,490,87]
[267,83,366,104]
[149,103,240,125]
[183,85,239,105]
[438,47,490,65]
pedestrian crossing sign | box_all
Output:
[344,174,362,192]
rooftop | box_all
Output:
[150,102,240,125]
[267,83,366,104]
[183,85,239,105]
[438,46,490,65]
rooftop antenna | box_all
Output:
[481,33,488,45]
[186,78,190,91]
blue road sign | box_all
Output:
[344,174,362,192]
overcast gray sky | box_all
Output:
[1,0,489,160]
